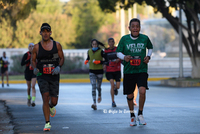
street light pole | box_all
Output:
[179,3,183,78]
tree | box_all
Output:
[98,0,200,78]
[0,0,37,48]
[64,0,111,48]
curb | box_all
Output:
[2,78,169,84]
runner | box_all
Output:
[104,38,121,107]
[116,18,153,126]
[0,52,9,87]
[21,43,37,107]
[84,39,108,110]
[31,23,64,131]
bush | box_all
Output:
[10,55,87,74]
[10,54,25,74]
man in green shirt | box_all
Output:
[116,18,153,126]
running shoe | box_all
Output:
[133,100,137,106]
[114,89,118,95]
[97,96,101,103]
[91,104,97,110]
[43,122,51,131]
[50,107,56,117]
[27,98,31,106]
[31,102,36,107]
[112,101,117,107]
[7,83,9,87]
[130,117,137,126]
[2,83,4,88]
[137,115,147,125]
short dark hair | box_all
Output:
[129,18,140,26]
[108,38,114,42]
[41,23,51,31]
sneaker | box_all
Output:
[43,122,51,131]
[7,83,9,87]
[114,89,118,95]
[50,107,56,117]
[27,99,31,106]
[112,101,117,107]
[91,104,97,110]
[31,102,36,107]
[137,115,146,125]
[2,83,4,88]
[133,100,137,106]
[97,96,101,103]
[130,117,137,126]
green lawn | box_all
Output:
[8,74,106,80]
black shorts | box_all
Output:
[37,75,60,97]
[106,71,121,82]
[1,67,8,74]
[123,72,149,95]
[25,71,36,81]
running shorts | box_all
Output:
[106,71,121,82]
[37,75,60,97]
[123,72,149,95]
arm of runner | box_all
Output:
[117,52,131,62]
[56,42,64,67]
[21,53,29,66]
[101,50,109,65]
[52,42,64,75]
[31,44,39,70]
[144,49,153,64]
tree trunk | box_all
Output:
[190,57,200,78]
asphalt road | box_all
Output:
[0,82,200,134]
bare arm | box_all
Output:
[56,42,64,67]
[31,44,39,69]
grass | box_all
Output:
[8,74,106,80]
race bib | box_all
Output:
[130,56,141,66]
[29,64,33,70]
[43,64,55,74]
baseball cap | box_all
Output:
[40,23,51,31]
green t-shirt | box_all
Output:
[116,34,153,74]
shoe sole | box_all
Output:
[50,110,56,117]
[139,123,146,125]
[130,124,137,126]
[43,128,50,131]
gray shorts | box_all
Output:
[37,75,59,97]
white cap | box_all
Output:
[28,43,34,47]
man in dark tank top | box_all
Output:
[31,23,64,131]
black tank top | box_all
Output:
[37,41,59,75]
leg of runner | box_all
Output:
[31,78,37,107]
[26,81,31,106]
[109,79,117,107]
[89,73,97,110]
[1,73,4,87]
[5,71,9,86]
[137,86,146,125]
[133,85,138,105]
[96,74,103,103]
